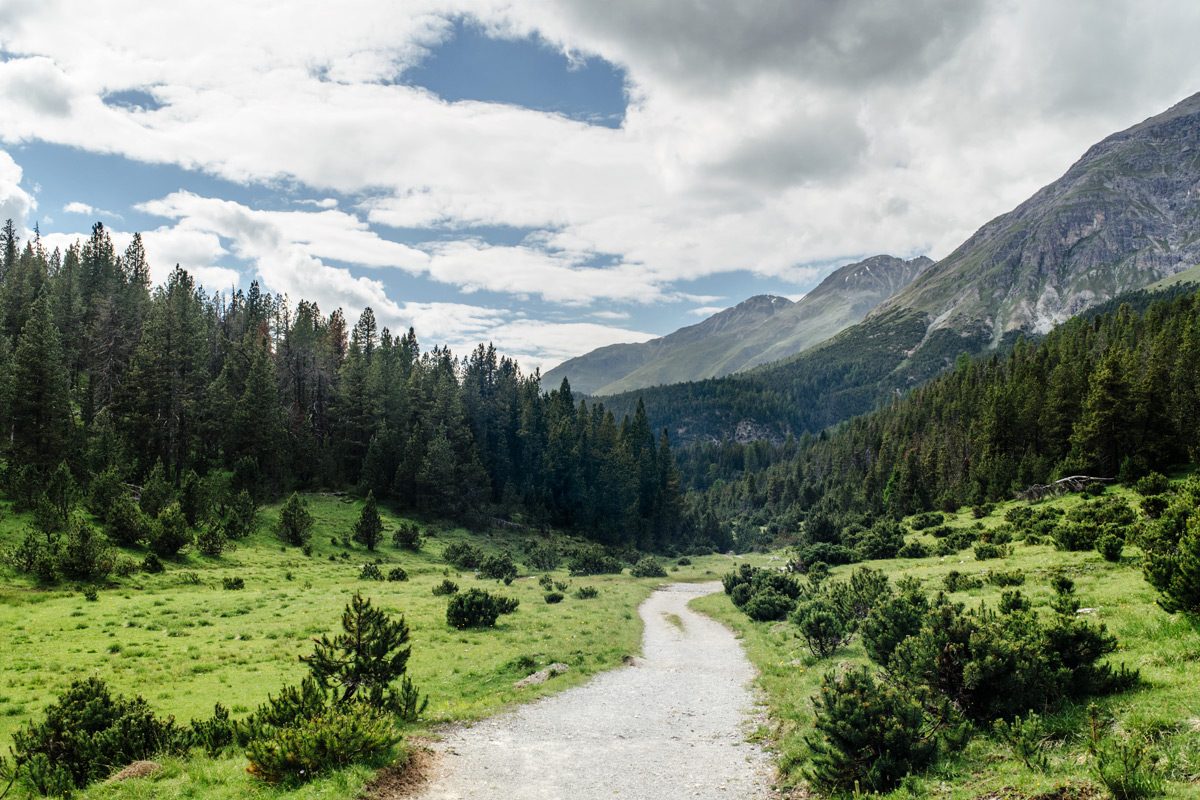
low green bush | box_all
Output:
[630,556,667,578]
[222,576,245,590]
[574,586,598,599]
[806,667,938,794]
[387,566,408,582]
[431,578,458,596]
[9,677,185,795]
[446,588,501,628]
[245,703,400,784]
[358,563,383,581]
[442,541,482,569]
[544,592,564,604]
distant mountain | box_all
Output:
[604,91,1200,444]
[545,254,931,395]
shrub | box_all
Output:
[567,546,623,576]
[245,703,400,784]
[806,667,938,794]
[222,577,245,590]
[853,520,905,560]
[1086,704,1164,800]
[575,586,598,599]
[861,587,930,667]
[274,493,314,546]
[630,556,667,578]
[742,587,795,621]
[1097,533,1125,562]
[943,570,982,592]
[55,517,114,581]
[431,579,458,596]
[1134,472,1171,497]
[1084,482,1108,497]
[889,598,1135,723]
[447,588,501,628]
[142,552,165,573]
[86,467,125,522]
[525,543,559,571]
[794,542,858,568]
[973,541,1006,560]
[909,511,944,530]
[544,592,564,604]
[730,582,753,608]
[1005,506,1034,526]
[442,541,482,570]
[234,678,329,746]
[358,563,384,581]
[149,503,192,558]
[1140,494,1169,519]
[106,492,147,547]
[676,557,692,566]
[897,539,928,559]
[9,677,185,794]
[825,567,892,623]
[495,595,520,614]
[189,703,236,755]
[987,568,1026,587]
[791,599,852,658]
[195,526,230,557]
[391,522,422,551]
[387,567,408,582]
[994,713,1049,772]
[478,552,518,583]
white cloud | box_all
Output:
[63,201,94,215]
[0,150,33,230]
[3,1,1200,363]
[688,306,726,317]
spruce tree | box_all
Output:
[275,492,314,546]
[352,491,383,550]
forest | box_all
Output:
[0,220,692,556]
[681,283,1200,555]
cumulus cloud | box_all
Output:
[0,150,34,229]
[4,0,1200,365]
[63,201,94,215]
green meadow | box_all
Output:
[694,485,1200,798]
[0,494,729,798]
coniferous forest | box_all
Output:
[0,221,689,552]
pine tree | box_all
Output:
[275,492,314,546]
[10,294,72,471]
[352,491,383,551]
[300,591,426,718]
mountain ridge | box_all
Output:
[545,254,931,395]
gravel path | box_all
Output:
[410,582,775,800]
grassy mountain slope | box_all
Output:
[547,255,929,396]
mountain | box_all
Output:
[545,254,931,395]
[602,91,1200,444]
[875,91,1200,345]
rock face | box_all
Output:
[545,254,930,396]
[877,91,1200,343]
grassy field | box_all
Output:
[0,494,731,799]
[694,486,1200,798]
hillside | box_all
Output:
[876,90,1200,343]
[606,91,1200,444]
[546,255,930,395]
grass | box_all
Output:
[0,493,731,799]
[693,488,1200,799]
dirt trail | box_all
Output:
[408,582,775,799]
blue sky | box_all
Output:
[2,2,1199,371]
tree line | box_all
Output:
[0,221,691,550]
[680,283,1200,547]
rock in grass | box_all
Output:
[513,663,569,689]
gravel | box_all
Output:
[410,582,776,799]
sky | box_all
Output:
[2,2,1200,373]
